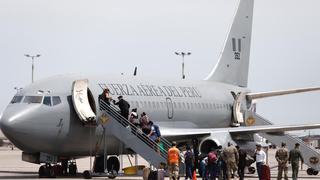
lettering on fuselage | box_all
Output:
[98,83,202,98]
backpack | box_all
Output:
[208,151,217,164]
[185,150,194,164]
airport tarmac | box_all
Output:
[0,146,319,180]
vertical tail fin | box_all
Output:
[205,0,254,87]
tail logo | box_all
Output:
[232,38,241,60]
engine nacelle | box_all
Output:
[199,132,234,154]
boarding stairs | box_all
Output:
[99,100,173,168]
[245,111,320,171]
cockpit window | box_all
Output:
[43,96,52,106]
[10,96,23,104]
[52,96,61,106]
[23,96,43,104]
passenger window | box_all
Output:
[10,96,23,104]
[52,96,61,106]
[23,96,43,104]
[43,96,52,106]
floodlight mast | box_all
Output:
[175,52,191,79]
[24,54,41,83]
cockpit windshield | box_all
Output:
[23,96,43,104]
[10,96,23,104]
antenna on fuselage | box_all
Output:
[133,66,137,76]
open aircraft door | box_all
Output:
[72,79,97,124]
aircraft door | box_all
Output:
[72,79,97,124]
[166,97,174,119]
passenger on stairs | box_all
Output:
[147,121,162,152]
[129,108,139,126]
[140,112,151,134]
[99,88,112,106]
[113,96,130,120]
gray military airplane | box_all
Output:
[1,0,320,178]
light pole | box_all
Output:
[175,52,191,79]
[24,54,41,83]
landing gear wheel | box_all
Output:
[69,162,77,175]
[107,156,120,173]
[313,170,319,175]
[83,170,92,179]
[108,170,118,179]
[248,166,255,174]
[307,168,314,175]
[49,167,55,178]
[39,165,46,178]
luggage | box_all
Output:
[143,167,150,180]
[157,169,165,180]
[261,164,270,180]
[148,170,158,180]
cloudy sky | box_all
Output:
[1,0,320,133]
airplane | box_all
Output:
[2,0,320,178]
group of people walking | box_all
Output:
[167,140,304,180]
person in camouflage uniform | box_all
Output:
[275,142,289,180]
[289,143,304,180]
[223,142,239,179]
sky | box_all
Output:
[1,0,320,134]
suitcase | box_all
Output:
[157,169,165,180]
[148,170,158,180]
[261,164,270,180]
[143,167,150,180]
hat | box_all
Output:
[256,143,262,147]
[172,141,177,146]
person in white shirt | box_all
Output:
[255,144,266,180]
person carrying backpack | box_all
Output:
[207,148,218,180]
[184,145,194,180]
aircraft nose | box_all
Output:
[0,105,35,145]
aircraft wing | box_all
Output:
[161,123,320,137]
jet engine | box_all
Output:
[199,132,234,154]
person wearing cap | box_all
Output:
[113,96,130,119]
[289,143,304,180]
[254,143,266,180]
[275,142,289,180]
[168,141,180,180]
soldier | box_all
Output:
[223,142,239,179]
[289,143,304,180]
[275,142,289,180]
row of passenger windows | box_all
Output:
[129,100,232,110]
[11,95,62,106]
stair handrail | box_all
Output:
[99,100,171,159]
[106,102,173,150]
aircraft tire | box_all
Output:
[313,170,319,175]
[107,156,120,173]
[83,170,92,179]
[48,167,55,178]
[38,165,46,178]
[69,163,77,175]
[307,168,314,175]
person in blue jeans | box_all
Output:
[184,145,194,180]
[255,144,266,180]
